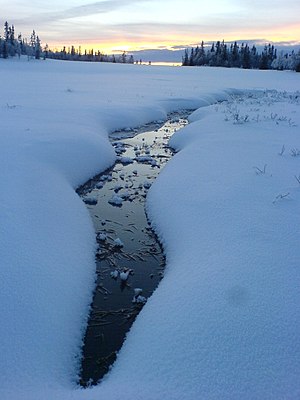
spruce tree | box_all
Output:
[242,44,251,69]
[182,49,189,66]
[189,48,194,66]
[2,41,8,59]
[198,41,205,65]
[4,21,9,42]
[35,36,41,59]
[259,45,269,70]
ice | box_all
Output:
[134,288,143,296]
[135,155,154,163]
[132,288,147,304]
[143,181,152,189]
[97,233,107,241]
[110,270,119,279]
[120,269,130,281]
[113,184,123,192]
[108,194,123,206]
[83,196,98,205]
[113,238,124,248]
[132,295,147,304]
[119,191,131,200]
[117,156,134,164]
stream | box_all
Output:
[77,111,190,386]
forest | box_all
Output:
[182,40,300,71]
[0,21,134,64]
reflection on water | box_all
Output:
[77,111,189,386]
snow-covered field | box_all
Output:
[0,58,299,399]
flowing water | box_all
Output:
[77,111,190,386]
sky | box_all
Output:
[1,0,300,57]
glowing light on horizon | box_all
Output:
[48,28,300,55]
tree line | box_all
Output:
[46,46,134,64]
[0,21,134,64]
[182,40,300,72]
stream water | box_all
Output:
[77,111,190,386]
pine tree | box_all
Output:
[231,42,239,67]
[221,41,228,67]
[242,44,251,69]
[198,41,206,65]
[29,30,36,59]
[182,49,189,66]
[250,45,259,68]
[259,45,269,70]
[35,35,41,59]
[193,45,200,64]
[2,41,8,59]
[10,25,15,44]
[189,48,195,66]
[43,43,49,60]
[4,21,9,42]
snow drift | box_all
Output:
[0,58,299,399]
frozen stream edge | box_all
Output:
[76,111,192,386]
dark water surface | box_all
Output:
[77,111,190,386]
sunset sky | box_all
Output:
[1,0,300,54]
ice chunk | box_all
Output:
[108,194,123,206]
[110,270,119,279]
[83,196,97,205]
[132,294,147,304]
[120,269,130,281]
[114,238,124,248]
[97,233,107,241]
[117,156,134,165]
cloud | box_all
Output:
[14,0,149,25]
[36,16,300,51]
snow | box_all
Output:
[1,57,300,399]
[120,270,130,282]
[132,294,147,304]
[143,181,152,189]
[83,195,98,205]
[113,238,124,248]
[110,270,119,279]
[108,194,123,206]
[97,233,107,241]
[116,156,134,164]
[132,288,147,304]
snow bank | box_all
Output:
[97,91,300,400]
[1,58,300,399]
